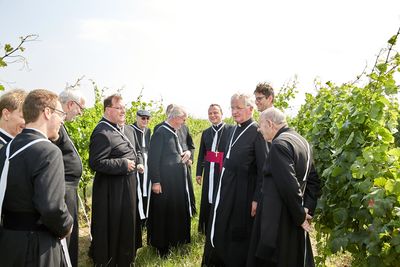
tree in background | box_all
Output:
[293,28,400,266]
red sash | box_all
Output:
[205,151,224,172]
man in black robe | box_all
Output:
[0,89,73,266]
[203,93,266,266]
[131,109,152,248]
[247,107,320,267]
[89,94,144,266]
[154,103,196,214]
[196,104,233,234]
[0,89,27,148]
[147,105,192,257]
[52,87,86,267]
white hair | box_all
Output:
[59,88,84,104]
[167,105,187,120]
[261,107,287,125]
[231,92,255,108]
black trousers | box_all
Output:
[65,183,79,267]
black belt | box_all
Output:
[2,211,47,231]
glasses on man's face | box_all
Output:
[73,100,85,112]
[47,106,67,120]
[140,116,150,121]
[255,96,266,102]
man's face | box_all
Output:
[65,98,86,122]
[259,118,274,142]
[137,115,150,129]
[208,106,222,125]
[231,98,252,124]
[48,101,65,140]
[254,92,273,112]
[175,115,187,130]
[8,108,25,136]
[106,98,126,126]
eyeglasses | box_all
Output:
[47,106,67,119]
[73,100,85,112]
[255,96,266,102]
[140,116,150,121]
[108,106,126,111]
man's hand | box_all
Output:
[181,150,191,164]
[152,183,162,194]
[301,213,313,232]
[137,164,145,173]
[127,159,136,172]
[251,201,257,217]
[196,175,202,185]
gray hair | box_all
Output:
[167,105,187,120]
[59,88,84,104]
[260,107,287,126]
[231,92,255,109]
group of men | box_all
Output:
[0,81,321,267]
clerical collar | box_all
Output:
[102,117,122,131]
[0,128,13,140]
[237,118,253,128]
[212,122,223,129]
[24,127,48,138]
[133,122,145,132]
[163,121,176,132]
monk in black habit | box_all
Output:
[203,93,266,266]
[131,109,152,249]
[247,107,321,267]
[147,105,192,256]
[52,87,86,267]
[89,94,144,266]
[0,89,73,266]
[196,104,233,234]
[154,103,196,214]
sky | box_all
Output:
[1,0,400,119]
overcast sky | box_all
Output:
[1,0,400,118]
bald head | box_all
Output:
[259,107,287,141]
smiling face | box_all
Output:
[3,108,25,136]
[208,105,222,125]
[231,97,253,124]
[105,97,126,126]
[65,98,86,121]
[47,101,65,140]
[137,115,150,129]
[254,92,273,112]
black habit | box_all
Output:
[154,122,196,214]
[0,128,12,149]
[0,128,73,266]
[196,123,233,234]
[89,118,142,266]
[246,127,321,267]
[147,122,191,253]
[53,124,83,267]
[203,118,266,266]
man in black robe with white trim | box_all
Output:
[247,107,320,267]
[52,87,86,267]
[131,109,152,249]
[196,104,233,234]
[0,89,73,266]
[89,94,144,266]
[147,105,192,257]
[203,93,266,266]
